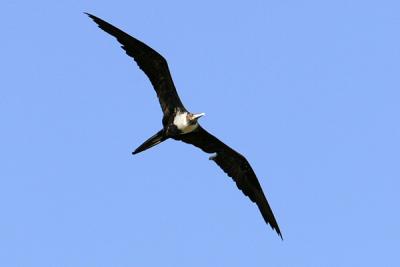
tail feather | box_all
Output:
[132,129,166,155]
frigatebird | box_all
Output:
[86,13,282,238]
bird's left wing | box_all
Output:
[86,13,186,117]
[177,126,282,238]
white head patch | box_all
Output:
[173,112,199,134]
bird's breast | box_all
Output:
[180,123,199,134]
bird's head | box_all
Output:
[187,112,205,124]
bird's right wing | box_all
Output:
[86,13,186,117]
[177,126,282,238]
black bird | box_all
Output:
[86,13,282,238]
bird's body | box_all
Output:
[86,13,282,238]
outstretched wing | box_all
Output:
[86,13,186,116]
[177,126,282,238]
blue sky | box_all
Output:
[1,0,399,266]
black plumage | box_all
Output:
[86,13,282,238]
[177,126,281,238]
[86,12,185,118]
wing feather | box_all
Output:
[86,13,185,116]
[177,126,282,238]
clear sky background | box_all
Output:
[1,0,399,266]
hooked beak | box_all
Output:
[192,112,205,120]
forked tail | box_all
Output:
[132,129,167,155]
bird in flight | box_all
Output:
[86,13,282,238]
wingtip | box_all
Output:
[84,12,98,21]
[273,225,283,240]
[278,231,283,241]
